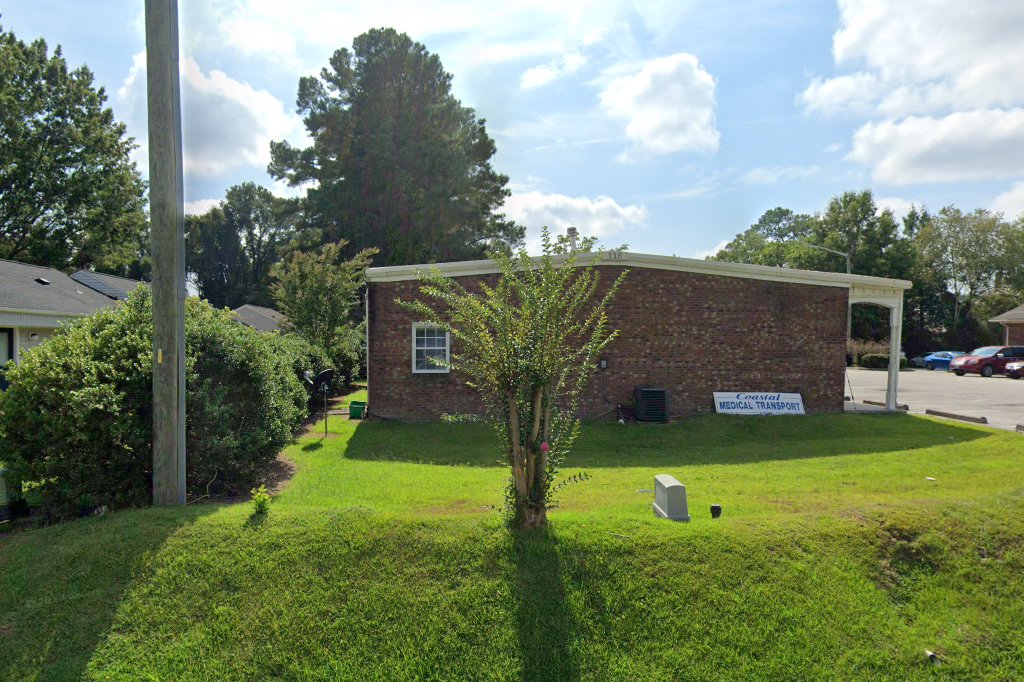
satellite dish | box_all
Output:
[312,369,335,390]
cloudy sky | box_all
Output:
[5,1,1024,257]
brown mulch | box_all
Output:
[266,453,297,495]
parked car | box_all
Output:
[950,346,1024,377]
[921,351,965,370]
[1007,360,1024,379]
[910,352,936,368]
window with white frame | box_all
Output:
[412,324,450,373]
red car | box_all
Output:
[949,346,1024,377]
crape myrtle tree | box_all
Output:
[271,241,378,384]
[402,230,626,529]
[0,24,147,272]
[268,28,524,265]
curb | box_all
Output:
[925,409,988,424]
[863,399,909,411]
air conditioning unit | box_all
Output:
[634,387,669,422]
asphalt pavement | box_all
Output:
[845,366,1024,432]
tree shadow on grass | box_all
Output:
[344,413,992,468]
[0,505,217,681]
[509,527,580,681]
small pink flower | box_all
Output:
[540,441,550,453]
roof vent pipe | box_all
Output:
[567,226,578,252]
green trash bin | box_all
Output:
[349,401,367,420]
[0,467,10,523]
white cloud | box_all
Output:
[198,0,638,78]
[803,2,1024,187]
[180,58,305,176]
[740,165,819,186]
[599,53,719,159]
[875,197,916,221]
[848,109,1024,185]
[691,239,730,260]
[823,142,843,154]
[117,52,306,178]
[503,191,647,252]
[992,181,1024,220]
[802,1,1024,117]
[520,51,587,90]
[799,72,879,117]
[184,198,221,215]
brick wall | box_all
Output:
[368,266,848,420]
[1006,324,1024,345]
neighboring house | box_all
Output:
[990,304,1024,344]
[365,250,912,420]
[1,260,142,382]
[232,304,287,333]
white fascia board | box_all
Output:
[0,309,86,328]
[366,251,913,291]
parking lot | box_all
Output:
[846,366,1024,432]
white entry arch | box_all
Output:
[849,284,906,411]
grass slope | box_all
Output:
[2,401,1023,680]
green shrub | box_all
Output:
[250,485,271,515]
[859,353,908,369]
[0,289,314,518]
[271,332,335,386]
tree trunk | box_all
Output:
[516,499,547,529]
[508,396,528,498]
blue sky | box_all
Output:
[5,1,1024,258]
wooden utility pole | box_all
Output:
[146,0,186,505]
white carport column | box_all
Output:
[885,294,904,410]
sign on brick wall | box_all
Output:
[713,392,805,415]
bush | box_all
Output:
[250,485,271,515]
[859,353,908,369]
[271,332,335,386]
[848,339,889,366]
[0,289,316,519]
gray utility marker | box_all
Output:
[653,474,690,522]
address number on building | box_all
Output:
[713,392,805,415]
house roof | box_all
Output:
[70,270,146,300]
[232,304,287,332]
[991,303,1024,324]
[365,251,914,292]
[0,259,119,317]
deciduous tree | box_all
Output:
[186,182,293,308]
[271,241,378,383]
[0,25,147,271]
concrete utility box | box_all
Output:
[653,474,690,522]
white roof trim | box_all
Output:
[0,307,89,318]
[366,251,913,290]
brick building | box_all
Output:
[365,251,911,421]
[990,303,1024,344]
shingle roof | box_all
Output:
[232,304,287,332]
[990,303,1024,324]
[0,259,118,316]
[71,270,146,300]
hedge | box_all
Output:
[858,353,909,369]
[0,289,331,519]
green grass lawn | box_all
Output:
[2,399,1024,680]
